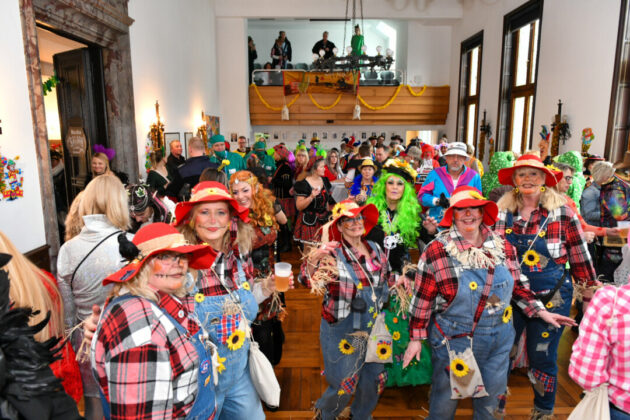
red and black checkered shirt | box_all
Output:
[197,250,255,295]
[300,239,395,323]
[493,204,597,286]
[93,291,207,420]
[408,226,543,341]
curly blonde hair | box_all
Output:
[229,171,279,231]
[110,257,191,302]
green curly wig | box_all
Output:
[482,151,515,195]
[555,150,586,210]
[367,172,420,247]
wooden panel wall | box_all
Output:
[249,85,450,126]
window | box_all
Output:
[497,0,543,154]
[456,32,483,155]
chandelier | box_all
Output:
[310,0,394,72]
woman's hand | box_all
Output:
[537,310,577,328]
[403,340,423,368]
[584,231,596,243]
[311,241,340,261]
[607,227,621,237]
[262,273,295,296]
[83,304,101,341]
[422,216,439,235]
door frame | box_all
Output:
[19,0,138,266]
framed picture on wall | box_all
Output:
[361,132,366,139]
[164,132,181,154]
[273,132,279,140]
[333,132,338,140]
[322,132,328,140]
[230,133,238,143]
[184,132,193,158]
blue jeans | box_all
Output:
[513,282,572,414]
[611,403,630,420]
[215,368,264,420]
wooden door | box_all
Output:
[53,47,108,202]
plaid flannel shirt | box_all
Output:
[570,285,630,413]
[494,204,596,286]
[198,250,254,296]
[300,239,395,323]
[408,225,543,341]
[93,291,207,420]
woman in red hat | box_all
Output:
[494,154,598,419]
[402,186,574,420]
[300,199,395,420]
[294,157,335,249]
[92,223,218,420]
[173,181,274,419]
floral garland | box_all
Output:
[251,83,300,111]
[308,93,343,110]
[357,84,403,110]
[406,85,427,97]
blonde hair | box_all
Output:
[79,175,130,230]
[178,204,254,255]
[0,231,64,341]
[497,183,566,213]
[65,190,85,241]
[110,257,190,301]
[91,153,112,176]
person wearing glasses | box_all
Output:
[300,200,395,420]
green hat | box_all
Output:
[298,139,306,146]
[254,141,266,150]
[210,134,225,145]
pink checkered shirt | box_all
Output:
[569,285,630,413]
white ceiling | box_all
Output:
[37,27,86,65]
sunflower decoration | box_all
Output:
[376,340,393,360]
[522,250,540,267]
[538,231,546,238]
[194,293,205,303]
[337,389,345,396]
[545,301,553,309]
[227,329,246,351]
[241,281,251,291]
[392,331,401,341]
[450,358,470,377]
[469,281,478,291]
[356,283,364,290]
[217,355,226,374]
[502,305,513,323]
[505,228,513,234]
[217,159,231,171]
[541,331,550,338]
[339,339,355,355]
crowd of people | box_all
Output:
[2,132,630,419]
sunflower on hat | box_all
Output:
[381,158,418,184]
[321,200,380,243]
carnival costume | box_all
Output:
[367,159,433,386]
[209,135,246,177]
[92,223,218,419]
[495,155,597,416]
[175,182,266,419]
[301,201,394,420]
[409,186,545,419]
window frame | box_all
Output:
[496,0,544,154]
[456,31,483,156]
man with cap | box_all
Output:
[247,140,276,178]
[419,141,482,224]
[209,134,246,177]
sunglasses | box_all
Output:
[340,215,365,226]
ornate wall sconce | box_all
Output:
[197,111,208,143]
[478,109,492,162]
[551,100,571,155]
[149,100,165,152]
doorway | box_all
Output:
[38,26,109,243]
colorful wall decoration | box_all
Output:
[0,153,24,201]
[283,71,359,95]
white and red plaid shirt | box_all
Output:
[569,285,630,413]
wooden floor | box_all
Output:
[266,248,583,419]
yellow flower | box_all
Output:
[392,331,401,341]
[523,250,540,267]
[373,312,378,319]
[545,301,553,309]
[338,389,345,395]
[227,330,245,351]
[450,358,470,377]
[505,228,513,234]
[222,159,230,166]
[356,283,363,290]
[194,293,205,303]
[502,305,512,323]
[376,342,392,360]
[539,231,546,237]
[540,186,546,192]
[339,339,355,355]
[541,331,550,338]
[469,281,478,291]
[241,282,251,291]
[217,356,226,374]
[263,214,273,226]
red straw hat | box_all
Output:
[174,181,249,226]
[438,186,499,228]
[497,154,563,187]
[103,223,217,285]
[323,200,379,242]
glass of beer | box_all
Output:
[274,262,292,292]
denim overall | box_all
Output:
[98,294,216,420]
[194,261,264,420]
[505,212,572,414]
[316,242,390,420]
[427,255,515,420]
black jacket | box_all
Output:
[312,39,336,59]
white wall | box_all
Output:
[407,23,451,86]
[129,0,220,173]
[446,0,621,162]
[0,0,47,252]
